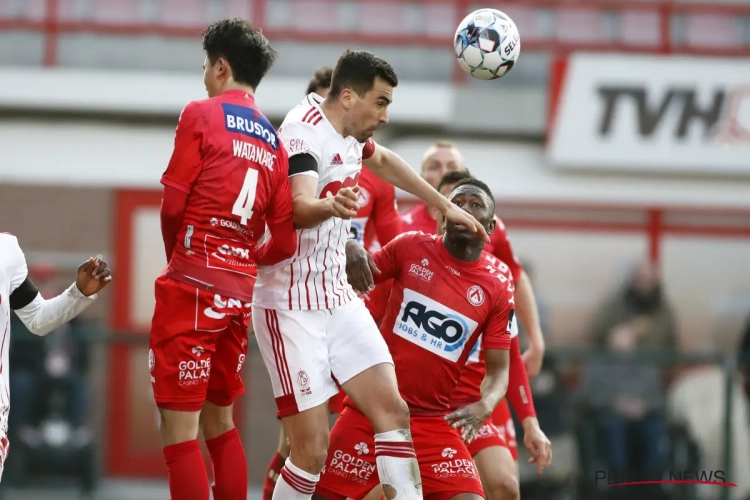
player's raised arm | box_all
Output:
[281,121,359,229]
[371,178,402,245]
[10,243,110,336]
[364,144,489,242]
[160,101,204,261]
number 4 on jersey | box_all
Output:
[232,168,259,225]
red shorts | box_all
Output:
[466,399,518,460]
[316,407,485,500]
[328,390,346,415]
[149,276,250,411]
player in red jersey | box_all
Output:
[314,178,514,500]
[432,174,551,500]
[150,19,296,500]
[400,143,546,379]
[262,67,402,500]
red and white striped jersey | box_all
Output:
[253,93,376,310]
[0,234,28,461]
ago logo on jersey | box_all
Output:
[393,289,479,362]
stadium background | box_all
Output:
[0,0,749,498]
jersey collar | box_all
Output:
[221,89,256,104]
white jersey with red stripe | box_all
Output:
[253,93,374,311]
[0,234,28,467]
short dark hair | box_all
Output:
[306,67,334,95]
[437,170,473,194]
[202,18,277,90]
[328,50,398,99]
[450,178,495,211]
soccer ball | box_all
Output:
[453,8,521,80]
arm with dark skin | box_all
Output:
[445,348,509,442]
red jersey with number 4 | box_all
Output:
[161,90,292,303]
[357,232,516,416]
[349,167,401,252]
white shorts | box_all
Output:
[252,298,393,417]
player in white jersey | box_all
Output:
[252,50,488,500]
[0,233,111,479]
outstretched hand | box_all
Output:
[75,255,112,297]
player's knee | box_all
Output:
[485,474,520,500]
[380,395,410,430]
[158,407,201,446]
[291,432,329,474]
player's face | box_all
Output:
[444,185,495,242]
[345,77,393,142]
[203,56,226,98]
[420,147,465,188]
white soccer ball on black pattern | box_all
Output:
[454,8,521,80]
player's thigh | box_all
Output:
[316,408,378,500]
[329,300,404,429]
[206,317,250,406]
[252,306,339,417]
[411,417,484,499]
[473,444,519,500]
[328,299,393,386]
[149,276,227,411]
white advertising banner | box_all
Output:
[547,53,750,175]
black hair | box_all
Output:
[437,169,473,193]
[450,178,496,211]
[202,18,277,90]
[306,67,334,95]
[328,50,399,99]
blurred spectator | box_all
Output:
[577,322,668,483]
[577,260,676,494]
[590,260,677,350]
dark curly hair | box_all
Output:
[328,50,398,99]
[202,18,277,90]
[437,170,473,194]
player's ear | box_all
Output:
[486,216,496,235]
[340,88,354,109]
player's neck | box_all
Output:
[442,235,483,263]
[320,99,348,138]
[221,81,255,96]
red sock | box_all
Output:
[262,452,286,500]
[205,427,248,500]
[163,440,209,500]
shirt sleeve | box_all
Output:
[482,290,516,351]
[362,138,376,160]
[490,219,523,281]
[279,119,323,178]
[370,232,411,284]
[161,101,204,193]
[4,235,28,294]
[266,145,294,225]
[372,179,402,246]
[505,333,537,421]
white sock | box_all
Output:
[272,458,320,499]
[374,429,423,499]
